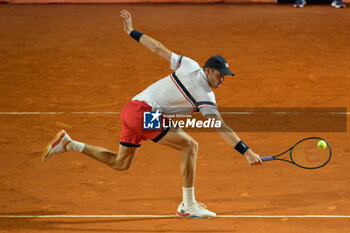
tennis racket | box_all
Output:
[261,137,332,169]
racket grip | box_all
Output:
[261,156,275,162]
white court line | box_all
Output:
[0,215,174,218]
[0,112,349,115]
[0,112,120,115]
[219,215,350,218]
[0,215,349,218]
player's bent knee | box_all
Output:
[191,140,198,154]
[183,139,198,155]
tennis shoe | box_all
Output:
[176,202,216,219]
[42,129,71,162]
[294,0,306,7]
[331,0,346,8]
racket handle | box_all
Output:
[261,156,275,162]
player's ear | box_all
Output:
[204,67,211,75]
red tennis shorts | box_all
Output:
[119,100,170,147]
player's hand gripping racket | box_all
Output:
[261,137,332,169]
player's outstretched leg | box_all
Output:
[83,144,139,170]
[157,127,216,219]
[42,129,139,171]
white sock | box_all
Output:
[66,140,85,153]
[182,187,196,207]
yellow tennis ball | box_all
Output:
[317,140,327,149]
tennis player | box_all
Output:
[42,10,262,219]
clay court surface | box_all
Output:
[1,3,350,232]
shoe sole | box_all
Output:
[41,129,66,162]
[332,2,345,7]
[176,211,213,219]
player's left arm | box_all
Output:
[205,113,262,165]
[120,9,172,62]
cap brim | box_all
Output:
[218,68,234,76]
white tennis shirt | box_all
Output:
[132,53,220,116]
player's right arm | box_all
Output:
[120,9,172,62]
[205,113,262,165]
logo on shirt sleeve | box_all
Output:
[143,110,161,129]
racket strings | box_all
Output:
[291,139,331,168]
